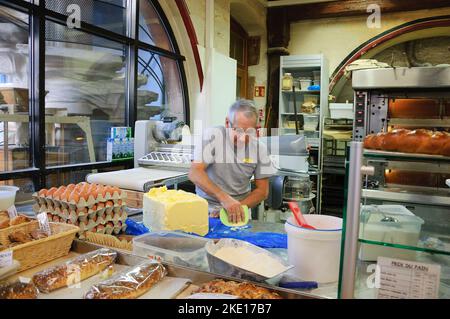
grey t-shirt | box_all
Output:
[194,126,276,209]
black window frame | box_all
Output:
[0,0,190,190]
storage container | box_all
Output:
[0,186,19,210]
[312,70,321,81]
[303,114,319,131]
[285,215,342,283]
[330,103,354,119]
[299,77,312,91]
[133,231,211,270]
[359,205,425,262]
[282,73,294,91]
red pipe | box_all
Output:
[175,0,204,91]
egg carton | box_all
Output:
[32,183,127,210]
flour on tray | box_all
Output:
[213,246,287,278]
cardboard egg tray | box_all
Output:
[32,183,129,239]
[32,183,127,210]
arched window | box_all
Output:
[0,0,188,199]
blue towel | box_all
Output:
[125,218,288,249]
[204,218,287,249]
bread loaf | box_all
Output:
[193,279,282,299]
[0,282,38,299]
[32,248,117,293]
[364,129,450,156]
[84,261,167,299]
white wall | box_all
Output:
[289,7,450,76]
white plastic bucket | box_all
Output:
[285,215,342,283]
[0,186,19,211]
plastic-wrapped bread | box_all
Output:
[84,261,167,299]
[0,281,39,299]
[32,248,117,293]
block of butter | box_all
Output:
[143,186,209,236]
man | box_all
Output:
[189,100,276,224]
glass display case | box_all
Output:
[340,143,450,299]
[338,67,450,299]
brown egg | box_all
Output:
[90,187,99,200]
[107,222,114,228]
[106,201,113,207]
[97,202,105,209]
[38,189,47,197]
[98,186,107,198]
[61,189,71,202]
[90,227,97,233]
[117,199,122,206]
[46,187,58,198]
[69,190,80,203]
[80,190,89,201]
[103,186,112,197]
[97,225,105,232]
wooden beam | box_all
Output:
[276,0,450,22]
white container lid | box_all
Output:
[330,103,353,109]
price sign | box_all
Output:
[377,257,441,299]
[0,250,13,268]
[7,205,18,219]
[36,212,51,236]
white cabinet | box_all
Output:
[278,55,329,214]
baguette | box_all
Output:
[32,248,117,293]
[84,261,167,299]
[0,281,38,299]
[364,129,450,156]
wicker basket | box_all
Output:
[0,221,79,272]
[0,221,35,244]
[85,231,133,251]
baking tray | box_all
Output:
[8,251,191,299]
[205,239,293,286]
[364,149,450,162]
[71,240,319,299]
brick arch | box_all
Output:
[330,15,450,96]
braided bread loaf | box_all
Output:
[364,129,450,157]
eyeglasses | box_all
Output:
[230,127,257,137]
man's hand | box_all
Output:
[221,196,244,224]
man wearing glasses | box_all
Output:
[189,100,276,224]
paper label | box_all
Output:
[377,257,441,299]
[0,250,13,268]
[36,212,52,236]
[7,205,18,219]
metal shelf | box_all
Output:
[358,238,450,257]
[364,149,450,163]
[362,189,450,207]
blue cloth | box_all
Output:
[125,218,150,236]
[125,218,287,249]
[203,218,287,249]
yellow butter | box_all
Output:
[143,186,209,236]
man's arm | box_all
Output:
[188,162,245,223]
[240,178,269,209]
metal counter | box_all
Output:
[71,240,317,299]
